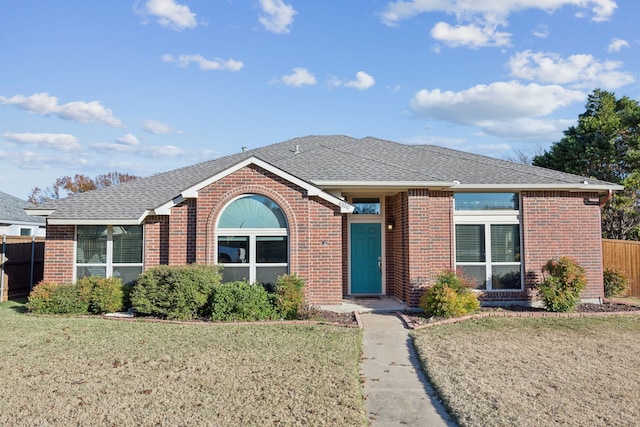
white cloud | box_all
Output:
[608,38,629,53]
[331,71,376,90]
[431,22,510,48]
[163,54,244,71]
[532,24,549,38]
[3,132,82,152]
[0,92,122,127]
[410,81,585,140]
[90,141,186,158]
[508,50,634,89]
[280,68,317,87]
[144,119,173,134]
[381,0,617,25]
[136,0,197,31]
[380,0,617,48]
[258,0,297,34]
[116,133,139,146]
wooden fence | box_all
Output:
[1,235,45,301]
[602,239,640,297]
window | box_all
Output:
[455,193,519,211]
[352,197,380,215]
[454,193,521,290]
[217,195,288,287]
[76,225,143,284]
[20,228,32,236]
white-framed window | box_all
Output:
[216,195,288,287]
[76,225,143,285]
[20,228,32,236]
[454,193,522,290]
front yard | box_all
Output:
[412,314,640,427]
[0,300,366,426]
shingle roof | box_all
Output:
[0,191,45,224]
[27,135,621,223]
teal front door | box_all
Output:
[350,223,382,294]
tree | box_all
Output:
[533,89,640,240]
[29,172,140,205]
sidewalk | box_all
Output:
[359,312,457,426]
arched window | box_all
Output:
[216,195,288,287]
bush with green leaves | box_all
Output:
[419,270,480,318]
[210,281,276,322]
[26,282,89,315]
[536,257,587,312]
[130,264,222,320]
[77,276,126,314]
[603,268,628,298]
[273,273,306,320]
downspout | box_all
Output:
[599,189,613,207]
[1,234,6,302]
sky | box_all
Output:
[1,0,638,200]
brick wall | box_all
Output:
[42,225,75,283]
[400,190,454,307]
[143,216,169,268]
[521,191,604,301]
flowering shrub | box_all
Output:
[536,257,586,312]
[419,270,480,318]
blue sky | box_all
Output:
[1,0,637,199]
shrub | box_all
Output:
[130,264,222,320]
[27,282,89,315]
[77,276,126,314]
[273,273,306,320]
[536,257,587,312]
[603,268,628,298]
[419,271,480,318]
[26,282,59,314]
[210,281,276,322]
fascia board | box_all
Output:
[47,218,142,225]
[24,209,55,217]
[451,183,624,192]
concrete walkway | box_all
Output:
[359,312,457,426]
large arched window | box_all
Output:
[216,195,288,287]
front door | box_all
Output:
[350,223,382,294]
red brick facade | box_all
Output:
[41,167,606,307]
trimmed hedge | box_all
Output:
[27,277,127,315]
[130,264,222,321]
[210,281,276,322]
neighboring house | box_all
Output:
[26,136,622,307]
[0,191,45,237]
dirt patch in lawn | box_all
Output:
[412,314,640,427]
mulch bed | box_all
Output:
[403,302,640,328]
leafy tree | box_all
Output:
[533,89,640,240]
[29,172,140,205]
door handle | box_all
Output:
[377,261,381,271]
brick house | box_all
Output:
[26,136,622,307]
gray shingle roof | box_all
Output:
[28,135,621,223]
[1,191,45,224]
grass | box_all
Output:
[0,300,366,426]
[412,314,640,427]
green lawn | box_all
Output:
[0,300,366,426]
[412,315,640,427]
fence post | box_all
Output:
[1,234,6,302]
[30,235,36,292]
